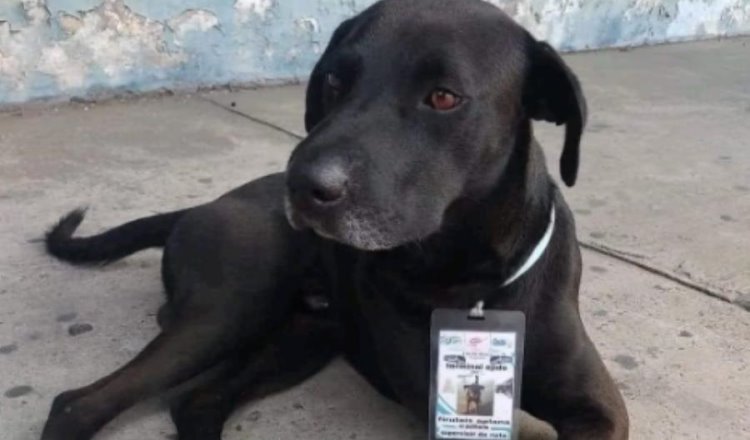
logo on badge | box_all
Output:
[440,335,462,346]
[468,337,485,348]
[491,337,507,347]
[491,336,514,351]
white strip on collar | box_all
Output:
[470,206,556,319]
[501,206,556,288]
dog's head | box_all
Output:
[285,0,586,250]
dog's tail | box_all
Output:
[45,208,189,265]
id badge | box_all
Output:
[429,308,525,440]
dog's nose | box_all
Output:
[288,160,349,207]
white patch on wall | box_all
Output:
[628,0,663,14]
[0,21,11,50]
[37,46,86,89]
[291,17,322,58]
[667,0,747,38]
[296,17,321,34]
[235,0,275,22]
[719,1,750,28]
[0,21,24,91]
[58,12,84,35]
[512,0,583,46]
[0,0,187,96]
[49,0,183,79]
[22,0,51,25]
[0,0,51,93]
[625,0,658,21]
[168,9,220,40]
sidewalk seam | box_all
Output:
[202,97,304,140]
[580,241,741,307]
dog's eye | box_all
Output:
[326,73,343,95]
[427,89,462,111]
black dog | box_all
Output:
[40,1,628,439]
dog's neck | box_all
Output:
[483,121,555,266]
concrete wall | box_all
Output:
[1,0,749,104]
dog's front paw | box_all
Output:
[40,392,97,440]
[516,409,558,440]
[170,398,226,440]
[41,414,96,440]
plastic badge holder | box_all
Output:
[429,308,525,440]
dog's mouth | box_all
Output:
[284,197,339,242]
[284,195,406,251]
[284,196,312,232]
[283,195,346,242]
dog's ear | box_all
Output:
[305,18,357,132]
[523,40,587,187]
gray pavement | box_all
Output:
[1,37,749,439]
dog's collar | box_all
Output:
[501,205,556,288]
[470,206,556,319]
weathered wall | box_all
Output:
[1,0,749,104]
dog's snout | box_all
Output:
[288,159,349,207]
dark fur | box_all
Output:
[41,1,628,439]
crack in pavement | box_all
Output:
[580,241,745,310]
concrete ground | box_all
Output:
[1,37,749,440]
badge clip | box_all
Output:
[468,301,485,320]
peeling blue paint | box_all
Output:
[0,0,748,104]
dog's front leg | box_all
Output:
[526,336,629,440]
[40,289,282,440]
[170,312,340,440]
[41,317,234,440]
[557,361,628,439]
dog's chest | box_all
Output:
[352,277,432,414]
[329,255,449,415]
[330,249,517,415]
